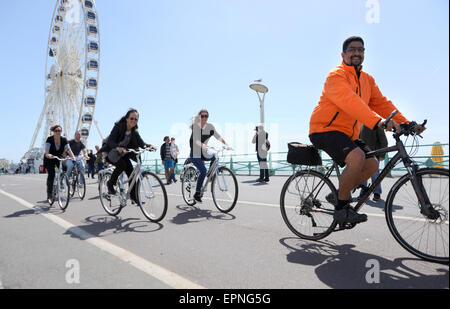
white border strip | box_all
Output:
[0,189,205,289]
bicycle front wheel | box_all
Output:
[99,172,123,216]
[211,167,238,213]
[57,174,70,210]
[182,166,198,206]
[280,170,338,240]
[137,171,168,222]
[76,172,86,200]
[386,168,449,264]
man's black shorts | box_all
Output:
[309,131,371,168]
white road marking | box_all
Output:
[0,188,205,289]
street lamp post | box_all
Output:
[249,80,269,128]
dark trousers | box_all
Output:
[45,159,58,197]
[109,155,137,198]
[88,164,96,178]
[257,154,269,180]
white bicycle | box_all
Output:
[181,146,238,213]
[99,148,168,222]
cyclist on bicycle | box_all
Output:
[43,125,76,203]
[66,131,89,179]
[101,109,156,204]
[189,109,231,203]
[309,36,425,225]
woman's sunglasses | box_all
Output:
[200,114,209,119]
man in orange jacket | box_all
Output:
[309,36,425,225]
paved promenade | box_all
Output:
[0,173,448,289]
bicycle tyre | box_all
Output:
[58,173,70,210]
[385,168,449,264]
[211,166,238,213]
[182,166,198,206]
[69,173,76,198]
[137,171,168,222]
[280,169,338,240]
[76,172,86,200]
[99,172,123,216]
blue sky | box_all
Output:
[0,0,448,162]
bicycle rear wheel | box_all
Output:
[182,166,198,206]
[76,172,86,200]
[211,167,238,213]
[386,168,449,264]
[280,169,338,240]
[57,174,70,210]
[137,171,168,222]
[99,172,123,216]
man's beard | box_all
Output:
[351,56,362,66]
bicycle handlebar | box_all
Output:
[380,110,398,130]
[125,147,156,155]
[47,155,70,162]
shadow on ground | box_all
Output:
[280,237,449,289]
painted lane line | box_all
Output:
[0,188,205,289]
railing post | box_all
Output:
[155,159,159,174]
[230,155,234,173]
[269,152,274,176]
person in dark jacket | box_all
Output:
[160,136,175,185]
[102,109,156,203]
[252,125,270,182]
[44,125,76,203]
[358,125,388,201]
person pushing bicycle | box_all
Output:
[309,36,425,225]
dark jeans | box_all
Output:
[109,154,137,199]
[189,153,216,194]
[88,164,96,178]
[45,159,58,197]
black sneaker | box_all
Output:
[334,206,368,225]
[194,192,202,203]
[106,180,116,195]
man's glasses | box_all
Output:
[346,47,365,53]
[54,130,62,133]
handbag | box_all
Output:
[107,149,123,164]
[287,142,322,166]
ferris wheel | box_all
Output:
[27,0,102,160]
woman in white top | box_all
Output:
[189,109,231,202]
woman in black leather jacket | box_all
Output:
[102,109,156,202]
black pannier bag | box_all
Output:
[287,142,322,166]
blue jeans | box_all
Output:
[66,159,85,178]
[360,169,382,196]
[189,153,216,194]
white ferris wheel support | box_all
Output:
[27,0,102,161]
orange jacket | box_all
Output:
[309,62,409,140]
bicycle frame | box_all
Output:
[353,133,432,213]
[302,129,432,216]
[200,147,227,194]
[116,149,156,202]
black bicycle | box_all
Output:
[280,111,449,264]
[68,160,86,200]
